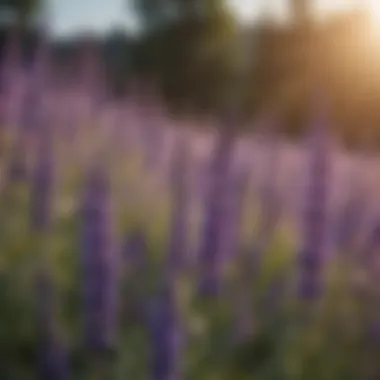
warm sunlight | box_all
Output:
[363,0,380,38]
[368,0,380,22]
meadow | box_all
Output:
[1,40,380,380]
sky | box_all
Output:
[47,0,363,37]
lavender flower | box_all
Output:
[298,100,332,301]
[81,165,118,353]
[148,286,183,380]
[198,120,236,297]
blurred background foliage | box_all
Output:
[0,0,380,149]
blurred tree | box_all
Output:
[130,0,241,116]
[0,0,45,65]
[0,0,43,27]
[102,28,134,97]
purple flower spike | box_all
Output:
[198,121,236,297]
[81,165,119,353]
[148,287,183,380]
[298,99,332,302]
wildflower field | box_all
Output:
[1,37,380,380]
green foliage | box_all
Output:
[0,0,43,25]
[131,0,240,115]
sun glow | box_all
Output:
[367,0,380,22]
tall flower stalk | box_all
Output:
[31,131,70,379]
[145,133,191,380]
[148,284,183,380]
[298,99,332,302]
[81,163,118,378]
[198,117,236,297]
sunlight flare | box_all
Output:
[368,0,380,22]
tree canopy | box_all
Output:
[130,0,242,116]
[0,0,43,26]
